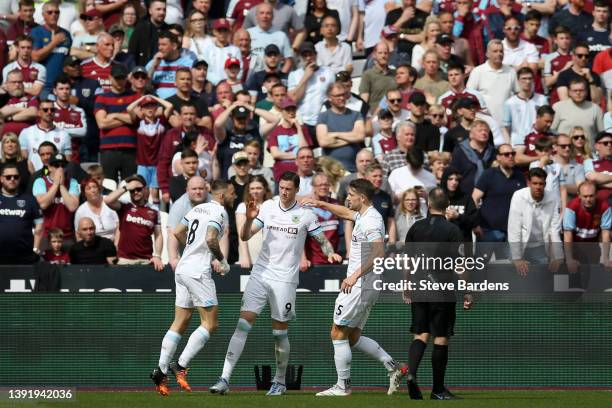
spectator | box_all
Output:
[302,172,340,268]
[414,50,450,103]
[553,133,586,200]
[369,89,410,136]
[247,2,293,73]
[520,10,549,57]
[450,119,495,195]
[395,187,425,242]
[43,227,70,263]
[411,19,441,73]
[508,167,563,276]
[407,91,441,153]
[245,44,287,100]
[336,148,374,204]
[542,25,573,105]
[549,0,593,38]
[381,121,417,179]
[435,33,466,78]
[79,32,115,92]
[303,0,340,45]
[268,96,313,182]
[378,64,420,111]
[201,19,242,85]
[514,105,555,167]
[166,67,211,129]
[0,69,38,136]
[372,110,397,162]
[128,0,168,67]
[328,71,369,119]
[571,126,593,164]
[3,35,46,97]
[501,15,539,73]
[227,0,263,31]
[503,67,548,146]
[70,9,104,60]
[484,0,523,41]
[234,29,257,83]
[32,152,79,243]
[69,216,117,264]
[428,151,451,184]
[74,176,118,241]
[182,9,208,57]
[146,31,196,99]
[592,48,612,97]
[440,166,478,243]
[359,42,396,112]
[236,174,271,268]
[0,163,42,265]
[227,140,275,190]
[243,0,305,50]
[384,0,428,62]
[556,42,603,104]
[296,146,315,196]
[388,148,437,202]
[166,175,209,270]
[437,63,486,121]
[1,132,33,194]
[429,103,449,139]
[106,174,164,270]
[52,74,87,163]
[128,65,149,95]
[315,15,352,74]
[94,63,139,182]
[472,143,526,255]
[19,99,71,171]
[6,0,38,44]
[109,28,133,69]
[552,78,604,143]
[577,0,610,63]
[191,59,214,102]
[223,57,244,91]
[288,41,335,136]
[452,0,490,65]
[316,82,365,173]
[584,132,612,202]
[171,131,216,181]
[115,4,138,49]
[27,141,56,190]
[466,39,518,125]
[445,97,478,150]
[169,149,199,203]
[31,1,72,92]
[437,10,473,68]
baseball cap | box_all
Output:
[49,153,68,167]
[280,96,297,110]
[138,95,158,107]
[595,132,612,142]
[63,55,81,67]
[232,106,249,119]
[109,24,125,36]
[265,44,281,56]
[224,57,241,69]
[299,41,316,55]
[232,151,249,164]
[81,9,102,19]
[110,64,129,78]
[212,18,231,31]
[378,109,393,120]
[408,92,427,106]
[435,33,454,45]
[130,66,148,76]
[455,96,480,110]
[193,59,208,69]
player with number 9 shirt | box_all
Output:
[150,180,236,396]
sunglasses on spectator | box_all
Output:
[84,16,98,21]
[575,53,589,59]
[572,134,586,140]
[431,114,445,118]
[41,107,55,112]
[599,141,612,146]
[389,99,402,104]
[133,74,147,80]
[191,18,205,23]
[2,174,20,180]
[504,25,521,31]
[45,10,60,15]
[128,187,144,193]
[557,144,571,149]
[499,152,516,157]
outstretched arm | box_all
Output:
[301,198,356,221]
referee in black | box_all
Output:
[404,187,471,400]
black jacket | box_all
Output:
[128,19,169,67]
[440,167,479,241]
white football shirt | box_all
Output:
[251,197,321,284]
[348,206,385,286]
[176,200,229,279]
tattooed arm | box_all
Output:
[205,225,224,261]
[313,232,342,264]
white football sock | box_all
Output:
[221,318,252,382]
[352,336,397,371]
[273,329,290,384]
[178,326,210,368]
[333,339,351,389]
[158,330,181,374]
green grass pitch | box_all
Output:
[3,390,612,408]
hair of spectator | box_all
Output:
[396,63,418,78]
[297,146,313,156]
[80,177,101,199]
[349,178,376,201]
[54,73,72,88]
[311,171,329,186]
[536,105,555,117]
[87,164,104,176]
[327,82,345,96]
[256,2,273,14]
[14,35,33,46]
[471,119,490,131]
[19,0,35,8]
[406,148,425,170]
[1,133,26,163]
[1,163,19,175]
[428,187,449,212]
[578,180,597,195]
[150,0,167,6]
[503,14,521,25]
[429,104,445,114]
[594,0,609,9]
[38,98,54,107]
[168,23,184,35]
[159,31,179,45]
[569,77,588,89]
[182,131,200,148]
[397,120,416,133]
[428,150,450,165]
[243,174,271,203]
[374,41,389,53]
[554,25,571,37]
[48,228,64,241]
[38,141,58,153]
[399,188,421,215]
[7,69,23,80]
[279,171,300,188]
[179,102,197,113]
[124,174,147,187]
[365,161,383,175]
[495,143,513,154]
[176,66,192,76]
[43,1,60,11]
[524,9,542,22]
[486,39,503,53]
[422,49,440,62]
[210,179,229,194]
[270,83,287,93]
[244,140,261,151]
[97,32,113,47]
[534,137,553,151]
[235,89,251,99]
[78,216,96,230]
[574,41,590,52]
[181,148,198,160]
[528,167,547,181]
[517,66,534,78]
[447,62,465,74]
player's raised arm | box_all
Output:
[240,200,264,241]
[301,198,357,221]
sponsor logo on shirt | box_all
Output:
[267,225,298,234]
[126,213,155,228]
[0,208,26,217]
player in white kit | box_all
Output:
[210,172,342,396]
[302,178,406,396]
[150,180,236,396]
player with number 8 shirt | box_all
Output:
[210,172,342,396]
[150,180,236,396]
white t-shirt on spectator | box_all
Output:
[74,202,119,241]
[288,66,336,126]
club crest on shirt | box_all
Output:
[54,137,60,143]
[291,215,300,224]
[82,88,91,98]
[17,200,26,208]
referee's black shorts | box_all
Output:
[410,302,456,337]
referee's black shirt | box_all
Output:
[405,214,463,244]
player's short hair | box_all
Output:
[48,228,64,241]
[536,105,555,117]
[279,171,300,188]
[210,179,229,194]
[428,187,449,212]
[528,167,547,181]
[159,31,179,45]
[181,148,198,160]
[348,178,376,201]
[53,73,72,88]
[365,161,383,174]
[524,9,542,22]
[38,141,58,153]
[517,67,534,78]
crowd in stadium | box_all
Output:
[0,0,611,269]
